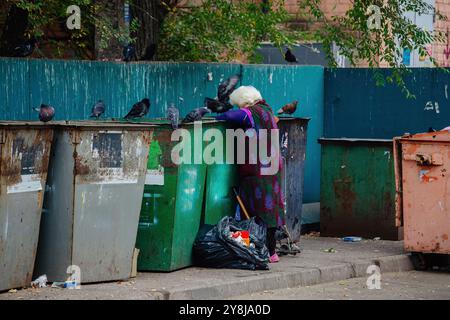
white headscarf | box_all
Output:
[229,86,263,108]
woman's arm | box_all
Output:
[215,109,253,128]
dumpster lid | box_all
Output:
[318,138,392,145]
[50,120,159,129]
[0,121,55,127]
[278,116,311,121]
[395,129,450,143]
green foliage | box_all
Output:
[157,0,294,62]
[299,0,448,98]
[9,0,139,58]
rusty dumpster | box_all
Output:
[33,121,154,283]
[394,129,450,268]
[319,138,401,240]
[0,122,53,291]
[278,117,310,242]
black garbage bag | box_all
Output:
[193,216,270,270]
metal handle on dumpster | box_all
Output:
[0,129,5,144]
[403,153,443,166]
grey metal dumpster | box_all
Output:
[278,117,310,242]
[34,121,153,283]
[0,122,53,291]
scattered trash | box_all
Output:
[193,216,269,270]
[277,242,301,256]
[229,230,250,247]
[8,289,17,293]
[31,275,48,288]
[342,236,362,242]
[51,280,80,289]
[373,237,381,241]
[322,248,337,253]
[304,231,320,238]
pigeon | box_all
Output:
[277,100,298,115]
[217,74,240,103]
[204,74,240,113]
[182,107,211,123]
[284,48,298,63]
[90,100,105,119]
[123,43,136,62]
[14,38,37,57]
[34,104,55,122]
[167,103,180,129]
[204,97,233,114]
[142,44,157,60]
[124,98,150,119]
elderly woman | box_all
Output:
[216,86,285,263]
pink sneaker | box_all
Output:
[269,253,280,263]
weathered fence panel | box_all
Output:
[325,68,450,138]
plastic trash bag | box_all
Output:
[193,216,270,270]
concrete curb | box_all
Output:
[164,254,414,300]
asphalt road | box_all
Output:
[232,271,450,300]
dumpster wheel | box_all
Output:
[410,252,428,271]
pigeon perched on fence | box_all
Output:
[124,98,150,119]
[182,107,211,123]
[204,74,240,113]
[123,44,136,62]
[142,44,157,61]
[277,100,298,115]
[34,104,55,122]
[284,48,298,63]
[167,103,180,129]
[14,38,37,57]
[90,100,105,119]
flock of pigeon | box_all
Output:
[14,37,297,64]
[33,74,298,128]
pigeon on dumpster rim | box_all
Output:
[123,43,136,62]
[203,97,233,114]
[124,98,150,119]
[34,104,55,122]
[284,48,298,63]
[182,107,211,124]
[14,38,37,57]
[90,100,105,119]
[167,103,180,129]
[277,100,298,115]
[204,74,240,113]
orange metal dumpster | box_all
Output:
[394,129,450,264]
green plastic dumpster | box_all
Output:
[0,122,53,291]
[135,120,208,272]
[202,119,238,225]
[319,138,400,240]
[34,121,154,283]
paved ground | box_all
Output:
[232,271,450,300]
[0,236,416,300]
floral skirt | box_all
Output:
[238,173,285,228]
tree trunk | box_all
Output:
[95,0,126,60]
[131,0,175,60]
[0,4,29,56]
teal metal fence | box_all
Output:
[0,58,324,213]
[324,68,450,138]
